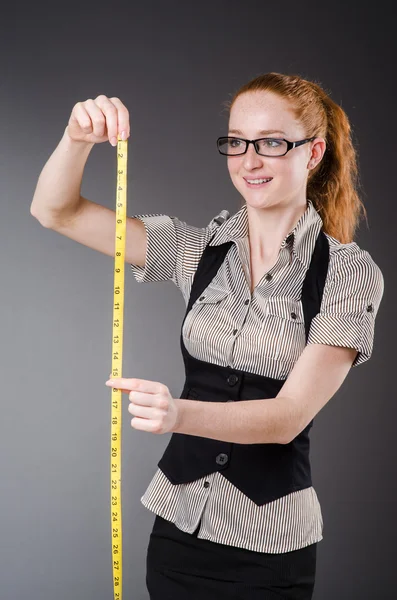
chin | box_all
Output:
[245,198,274,209]
[244,190,274,203]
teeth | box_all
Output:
[247,178,271,184]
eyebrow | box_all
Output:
[228,128,286,136]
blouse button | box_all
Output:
[199,295,205,301]
[291,312,297,319]
[216,453,229,466]
[367,304,373,312]
[244,299,249,305]
[232,329,238,335]
[265,274,272,281]
[203,481,210,488]
[227,374,239,386]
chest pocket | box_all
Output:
[263,296,306,362]
[182,285,229,342]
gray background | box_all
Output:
[2,1,396,598]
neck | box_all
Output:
[246,198,308,259]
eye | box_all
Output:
[229,138,242,148]
[260,138,282,148]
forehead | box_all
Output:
[229,91,303,136]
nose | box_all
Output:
[241,142,264,170]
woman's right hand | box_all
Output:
[66,95,130,147]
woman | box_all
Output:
[31,72,384,599]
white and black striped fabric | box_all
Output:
[129,198,384,553]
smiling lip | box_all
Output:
[244,176,273,188]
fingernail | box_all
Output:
[106,380,114,385]
[111,137,117,146]
[121,130,127,141]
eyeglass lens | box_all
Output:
[218,137,288,156]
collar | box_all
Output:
[209,198,324,269]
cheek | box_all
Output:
[227,159,244,185]
[227,159,235,177]
[278,159,305,186]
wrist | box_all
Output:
[62,125,95,152]
[172,398,186,433]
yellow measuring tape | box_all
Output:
[110,136,128,600]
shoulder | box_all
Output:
[131,208,230,247]
[197,209,230,238]
[128,208,230,286]
[324,233,384,297]
[174,208,230,233]
[306,233,384,367]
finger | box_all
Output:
[130,417,162,433]
[109,386,130,394]
[95,95,119,144]
[128,390,167,408]
[128,403,159,419]
[108,378,165,394]
[109,97,130,140]
[72,102,93,134]
[84,98,107,138]
[106,379,130,394]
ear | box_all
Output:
[308,138,326,169]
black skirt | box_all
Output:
[146,514,317,599]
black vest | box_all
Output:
[158,227,330,506]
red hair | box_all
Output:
[222,72,368,243]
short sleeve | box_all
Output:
[306,244,384,367]
[129,210,229,300]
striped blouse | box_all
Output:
[129,198,384,553]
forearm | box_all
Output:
[173,396,300,444]
[30,126,95,226]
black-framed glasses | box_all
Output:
[217,136,316,157]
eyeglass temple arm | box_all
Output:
[293,137,316,148]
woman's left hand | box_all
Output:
[105,376,179,434]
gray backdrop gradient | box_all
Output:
[2,1,396,599]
